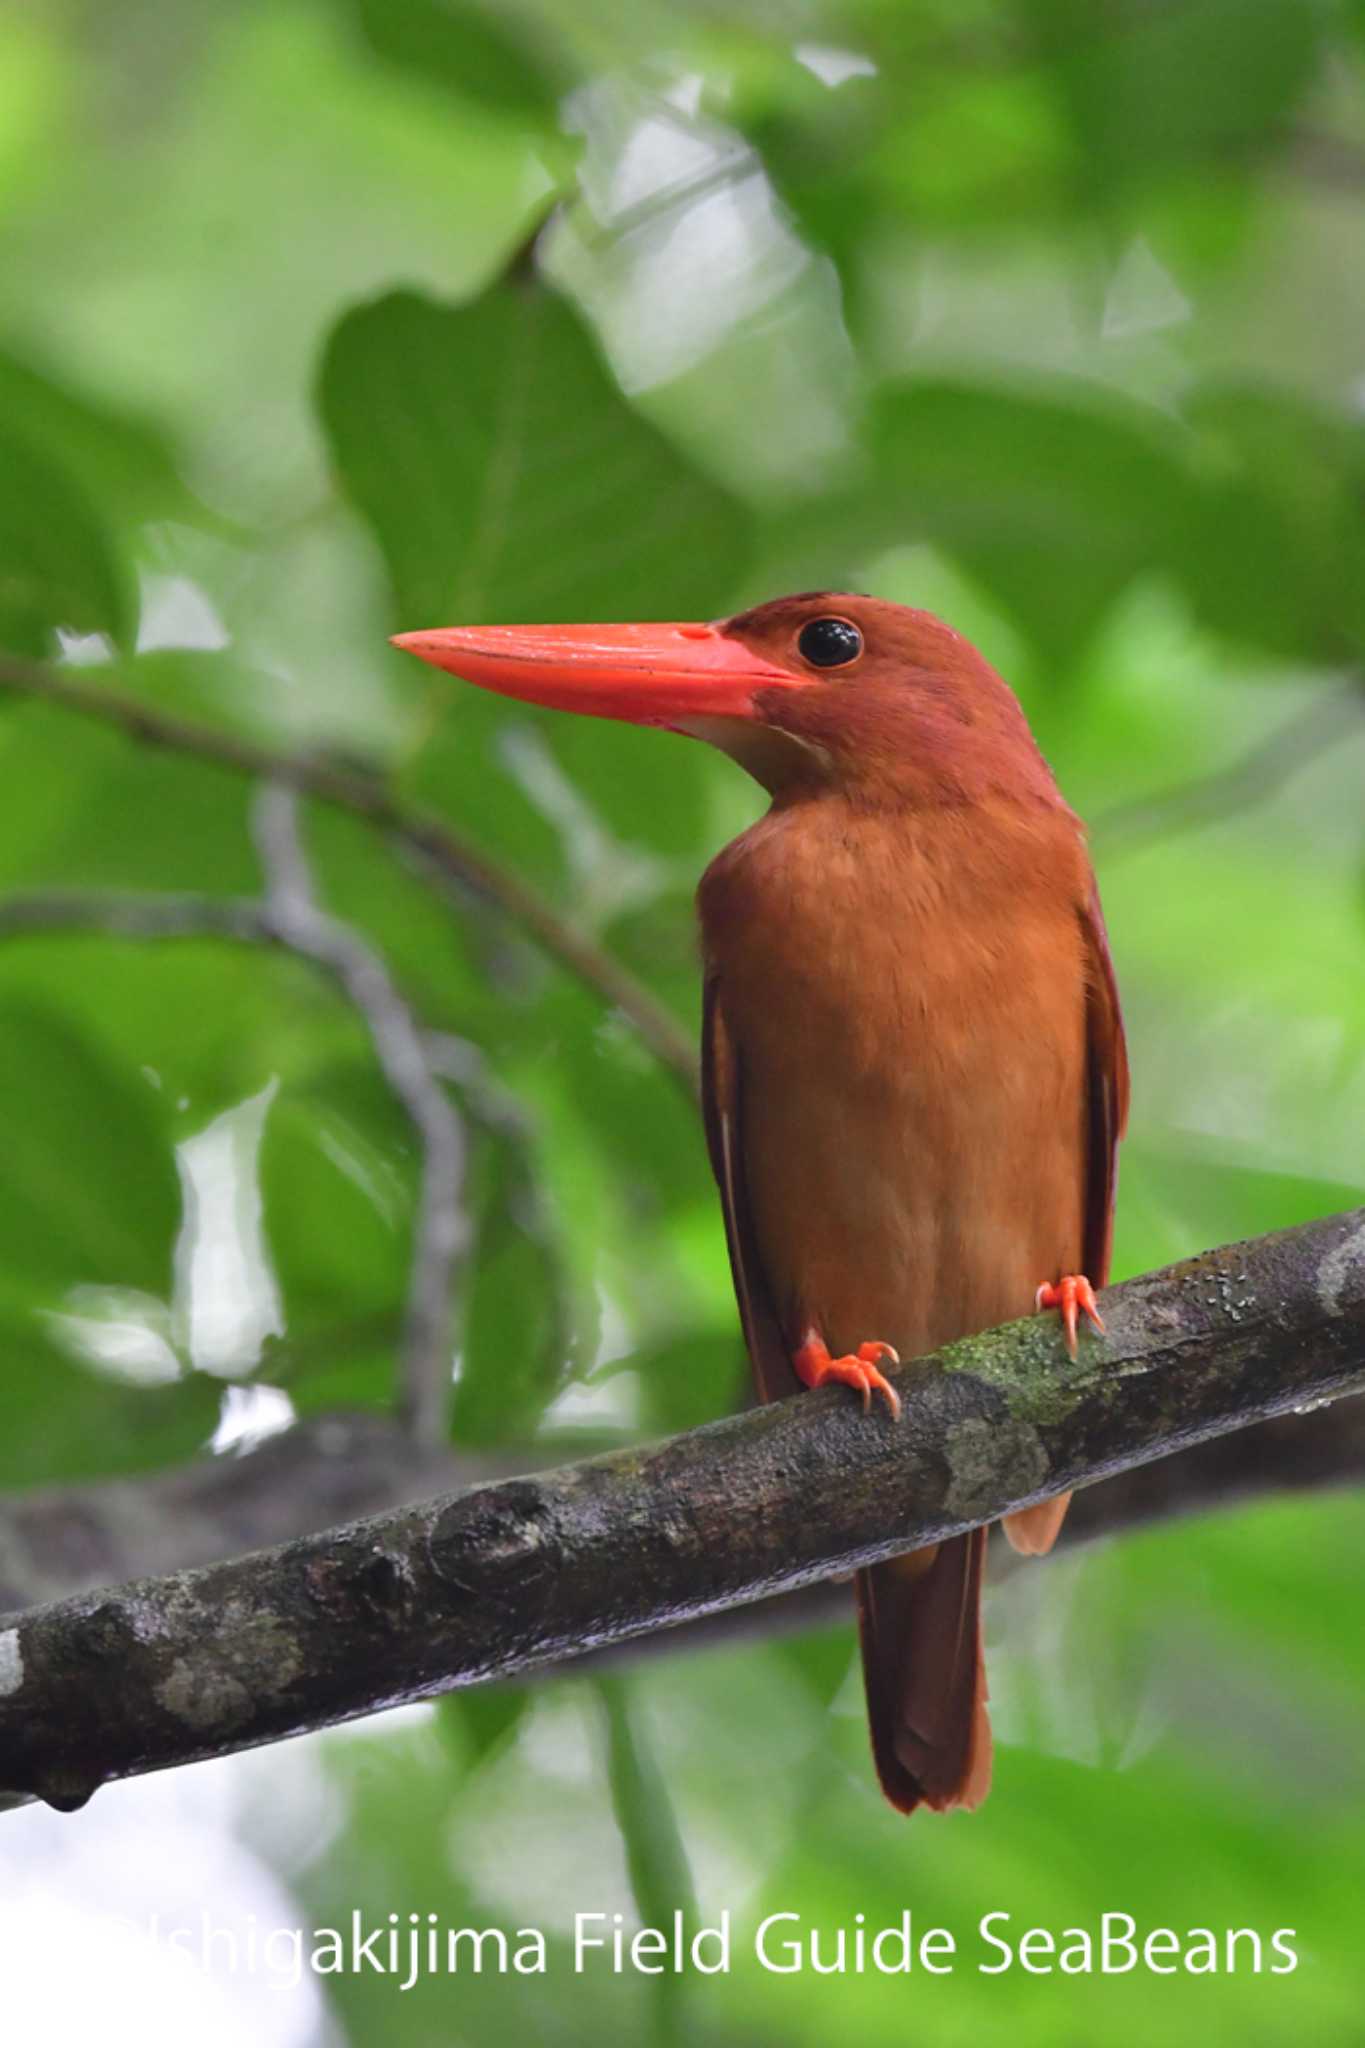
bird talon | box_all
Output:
[794,1331,902,1419]
[1035,1274,1104,1359]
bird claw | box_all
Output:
[793,1332,902,1419]
[1035,1274,1104,1359]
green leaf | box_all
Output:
[0,1340,222,1489]
[318,280,755,626]
[1040,0,1324,190]
[751,37,1075,260]
[0,1000,178,1298]
[0,427,133,655]
[0,928,375,1153]
[0,348,203,540]
[631,1331,748,1438]
[860,379,1193,667]
[1178,385,1365,663]
[259,1062,417,1412]
[0,698,256,897]
[342,0,566,120]
[0,998,218,1487]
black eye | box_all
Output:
[798,617,863,668]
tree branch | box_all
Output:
[3,1206,1364,1812]
[0,651,698,1093]
[3,1389,1363,1658]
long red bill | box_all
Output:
[390,621,798,727]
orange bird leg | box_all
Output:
[793,1329,902,1418]
[1035,1273,1104,1359]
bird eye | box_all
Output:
[797,617,863,668]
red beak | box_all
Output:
[390,621,800,728]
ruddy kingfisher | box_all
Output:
[394,593,1129,1815]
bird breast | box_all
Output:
[698,797,1091,1360]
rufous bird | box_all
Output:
[393,593,1128,1815]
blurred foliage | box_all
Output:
[319,280,755,624]
[3,0,1365,2041]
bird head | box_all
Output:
[393,591,1053,808]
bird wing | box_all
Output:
[993,868,1129,1561]
[1080,873,1130,1288]
[701,970,800,1404]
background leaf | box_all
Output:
[859,379,1195,668]
[318,279,756,625]
[0,1000,178,1299]
[0,428,133,655]
[343,0,567,119]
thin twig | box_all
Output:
[0,891,277,947]
[3,1204,1364,1810]
[0,652,699,1094]
[422,1029,576,1365]
[250,785,466,1447]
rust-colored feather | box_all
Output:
[697,597,1127,1814]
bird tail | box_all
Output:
[855,1529,992,1814]
[1001,1491,1072,1556]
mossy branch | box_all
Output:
[3,1207,1364,1814]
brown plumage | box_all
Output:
[693,595,1127,1812]
[393,589,1129,1815]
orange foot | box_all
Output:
[793,1329,902,1419]
[1035,1274,1104,1359]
